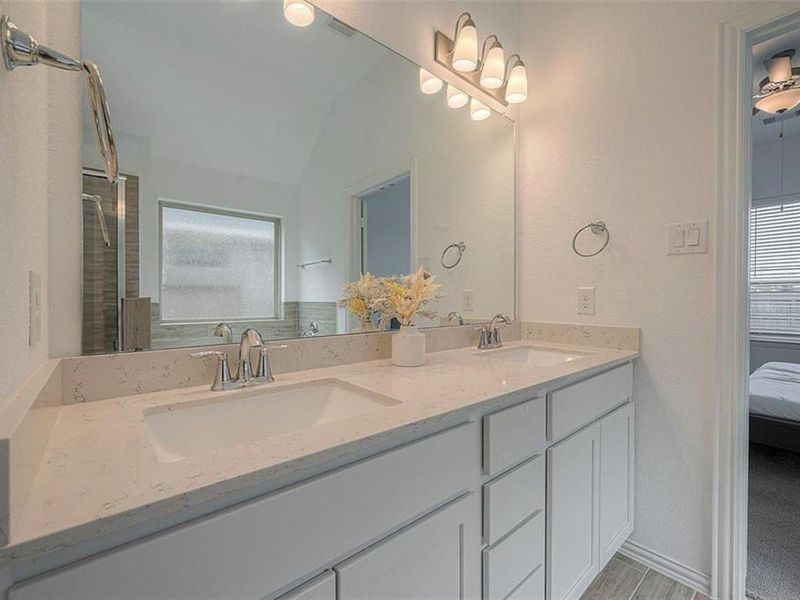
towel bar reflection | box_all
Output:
[1,15,118,183]
[298,258,333,269]
[82,193,111,248]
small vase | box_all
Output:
[354,320,377,333]
[391,325,426,367]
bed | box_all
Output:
[749,362,800,453]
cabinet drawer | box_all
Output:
[11,424,478,600]
[509,565,544,600]
[483,513,544,600]
[483,397,545,476]
[548,363,632,442]
[483,454,544,544]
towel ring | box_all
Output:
[572,221,610,257]
[441,241,466,269]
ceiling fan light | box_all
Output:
[755,88,800,114]
[765,56,793,83]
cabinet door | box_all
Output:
[599,402,635,567]
[336,493,481,600]
[278,571,335,600]
[546,423,600,600]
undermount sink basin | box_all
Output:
[480,345,589,367]
[144,379,399,463]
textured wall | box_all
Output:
[0,0,81,410]
[515,1,761,578]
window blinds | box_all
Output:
[750,198,800,336]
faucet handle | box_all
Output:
[191,351,234,391]
[254,344,289,383]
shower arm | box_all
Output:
[1,15,119,184]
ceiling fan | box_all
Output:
[753,49,800,115]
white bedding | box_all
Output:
[749,362,800,422]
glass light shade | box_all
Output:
[505,62,528,104]
[765,57,793,83]
[470,98,491,121]
[453,22,478,72]
[480,44,505,89]
[447,85,469,109]
[283,0,315,27]
[419,68,443,95]
[755,88,800,114]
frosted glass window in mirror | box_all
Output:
[160,205,280,321]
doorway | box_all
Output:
[357,174,412,278]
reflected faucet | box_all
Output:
[446,311,465,325]
[213,322,232,344]
[236,328,264,383]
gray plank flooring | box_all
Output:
[580,554,706,600]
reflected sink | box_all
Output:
[480,345,589,367]
[144,379,399,463]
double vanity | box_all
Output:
[0,324,638,600]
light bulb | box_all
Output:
[505,61,528,104]
[480,43,505,89]
[453,18,478,72]
[283,0,315,27]
[470,98,491,121]
[447,85,469,109]
[419,68,443,95]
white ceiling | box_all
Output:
[752,28,800,146]
[82,0,391,185]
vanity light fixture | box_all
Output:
[479,36,505,89]
[447,84,469,109]
[504,55,528,104]
[433,13,528,109]
[283,0,315,27]
[470,97,490,121]
[452,13,478,72]
[419,68,443,94]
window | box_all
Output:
[160,203,280,322]
[750,198,800,337]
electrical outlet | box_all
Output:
[29,270,42,347]
[577,286,595,315]
[463,289,475,311]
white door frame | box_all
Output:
[713,6,800,600]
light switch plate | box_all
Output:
[578,286,595,315]
[29,270,42,347]
[666,220,708,255]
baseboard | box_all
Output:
[619,539,711,596]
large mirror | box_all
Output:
[80,1,515,354]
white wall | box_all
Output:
[0,0,81,410]
[515,1,765,578]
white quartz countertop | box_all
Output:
[1,341,637,567]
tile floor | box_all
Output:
[581,553,708,600]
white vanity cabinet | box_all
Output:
[8,361,635,600]
[546,364,635,600]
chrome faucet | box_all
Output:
[236,328,264,383]
[477,313,512,350]
[191,327,274,391]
